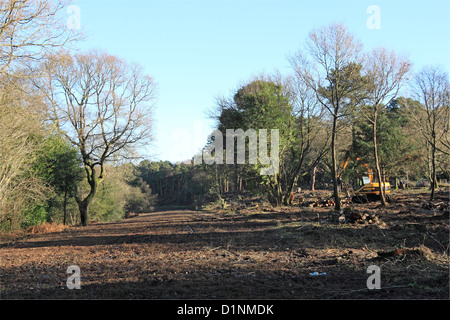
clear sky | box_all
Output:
[71,0,450,163]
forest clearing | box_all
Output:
[1,0,449,304]
[1,188,448,299]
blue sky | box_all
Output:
[71,0,450,163]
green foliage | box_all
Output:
[21,205,48,229]
[31,134,83,196]
[47,194,79,225]
[232,80,293,131]
[89,190,125,222]
[0,129,84,230]
[125,177,156,213]
[350,104,425,185]
[25,134,84,226]
[216,80,297,205]
[86,164,157,222]
[136,160,209,205]
[87,173,126,222]
[2,19,444,226]
[318,62,372,116]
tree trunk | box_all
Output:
[63,190,68,225]
[311,166,317,191]
[267,174,282,207]
[282,148,307,206]
[215,164,222,199]
[284,176,299,206]
[76,165,99,226]
[79,180,98,226]
[331,115,341,211]
[373,113,387,206]
[78,200,89,226]
[430,135,437,201]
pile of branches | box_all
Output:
[300,197,352,208]
[336,208,382,225]
[422,201,449,216]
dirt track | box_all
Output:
[1,190,449,299]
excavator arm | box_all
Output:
[336,151,390,203]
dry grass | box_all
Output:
[25,222,68,234]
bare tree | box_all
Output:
[0,0,77,77]
[289,23,365,211]
[0,0,78,229]
[282,72,331,204]
[361,47,412,205]
[40,50,157,225]
[0,76,51,229]
[408,66,449,201]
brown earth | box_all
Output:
[1,189,448,299]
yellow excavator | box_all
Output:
[337,156,391,203]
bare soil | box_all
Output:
[1,189,448,299]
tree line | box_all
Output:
[142,24,448,211]
[1,0,156,229]
[1,1,448,231]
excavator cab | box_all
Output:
[352,176,391,203]
[338,155,391,203]
[362,176,371,185]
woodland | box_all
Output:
[0,0,448,301]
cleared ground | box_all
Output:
[1,189,448,299]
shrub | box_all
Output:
[21,205,48,229]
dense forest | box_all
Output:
[1,0,449,232]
